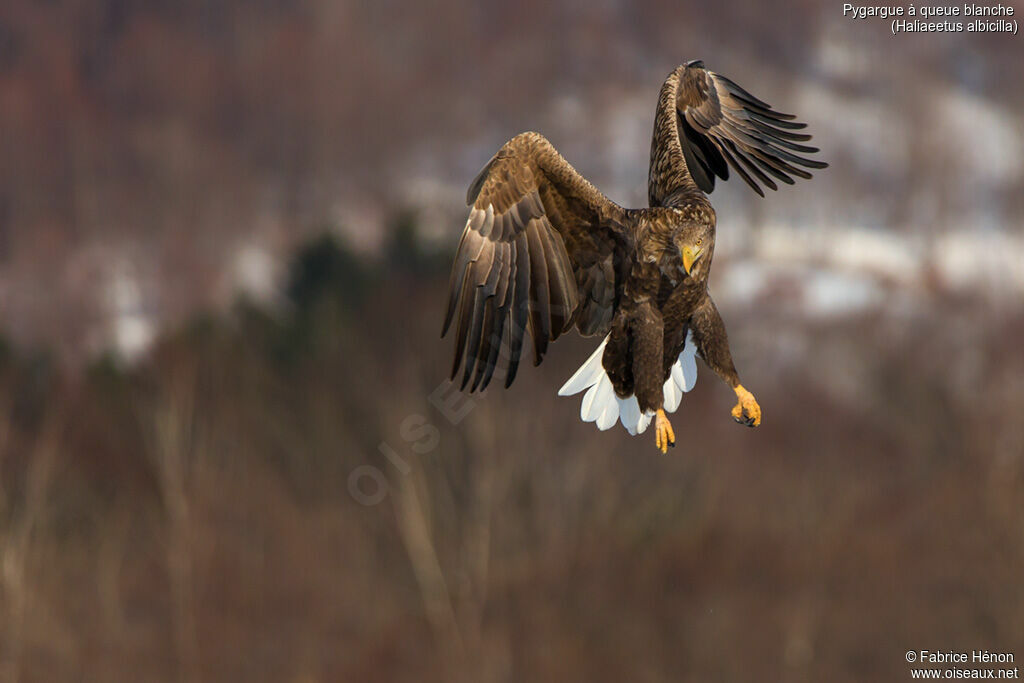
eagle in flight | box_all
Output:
[442,61,826,452]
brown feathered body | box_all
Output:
[442,61,826,434]
[603,205,723,414]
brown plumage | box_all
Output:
[442,61,827,451]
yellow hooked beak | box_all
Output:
[681,245,704,275]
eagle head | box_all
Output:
[673,224,712,278]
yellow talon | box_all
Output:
[731,384,762,427]
[654,408,675,453]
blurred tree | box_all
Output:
[384,208,448,277]
[285,232,372,314]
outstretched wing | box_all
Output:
[649,60,828,205]
[443,132,633,392]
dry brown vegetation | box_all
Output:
[0,237,1021,681]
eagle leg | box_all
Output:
[654,408,675,453]
[731,384,761,427]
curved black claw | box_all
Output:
[733,414,757,428]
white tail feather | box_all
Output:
[580,381,600,421]
[559,331,698,436]
[592,376,614,427]
[596,399,618,430]
[558,337,608,397]
[616,394,641,435]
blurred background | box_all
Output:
[1,0,1023,681]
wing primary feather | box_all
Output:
[719,80,798,120]
[748,139,828,169]
[715,73,773,109]
[442,225,485,336]
[744,105,799,122]
[525,220,551,365]
[450,266,477,376]
[729,143,779,191]
[477,243,514,391]
[503,306,522,388]
[742,126,821,155]
[745,146,809,181]
[716,141,764,196]
[719,117,818,161]
[744,116,814,141]
[449,268,475,379]
[459,286,488,390]
[441,232,469,337]
[504,233,531,388]
[479,302,509,390]
[469,295,497,392]
[747,109,808,130]
[747,151,796,185]
[725,111,818,149]
[723,88,799,121]
[442,267,464,338]
[463,241,505,389]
